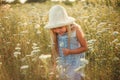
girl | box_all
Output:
[45,5,88,80]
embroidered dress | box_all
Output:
[57,30,88,80]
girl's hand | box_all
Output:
[62,48,70,56]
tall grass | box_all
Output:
[85,0,120,7]
[0,1,120,80]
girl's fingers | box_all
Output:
[62,48,69,56]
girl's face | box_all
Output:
[52,26,67,35]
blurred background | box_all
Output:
[0,0,120,80]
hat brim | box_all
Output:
[44,17,75,29]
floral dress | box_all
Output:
[57,30,88,80]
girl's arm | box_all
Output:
[63,26,88,56]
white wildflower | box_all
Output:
[23,22,28,26]
[69,0,75,2]
[51,0,65,2]
[56,75,59,78]
[6,42,11,44]
[5,0,15,3]
[30,43,40,56]
[112,39,119,43]
[57,65,66,73]
[87,39,96,52]
[40,65,44,68]
[36,30,41,34]
[39,54,51,59]
[26,41,30,44]
[112,31,119,36]
[113,57,119,61]
[49,72,55,75]
[84,19,88,23]
[116,43,120,46]
[91,17,97,23]
[26,54,32,57]
[20,30,29,34]
[101,28,108,33]
[15,47,21,50]
[80,58,89,64]
[31,49,40,56]
[0,62,2,65]
[81,0,86,1]
[48,44,52,47]
[74,65,85,72]
[97,22,107,29]
[59,42,64,47]
[17,43,20,46]
[56,57,61,60]
[2,28,5,31]
[32,58,37,61]
[35,24,40,29]
[13,51,21,57]
[75,58,88,72]
[20,65,29,69]
[32,46,39,50]
[108,23,112,27]
[87,39,96,44]
[96,31,103,35]
[88,46,94,52]
[14,52,21,55]
[19,0,27,4]
[32,43,37,46]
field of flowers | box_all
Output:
[0,1,120,80]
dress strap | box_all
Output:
[70,24,76,38]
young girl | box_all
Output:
[45,5,88,80]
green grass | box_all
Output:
[0,1,120,80]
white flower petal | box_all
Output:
[20,65,29,69]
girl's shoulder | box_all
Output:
[71,23,80,32]
[71,23,84,37]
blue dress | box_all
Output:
[57,30,88,80]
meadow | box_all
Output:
[0,1,120,80]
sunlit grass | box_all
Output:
[0,1,120,80]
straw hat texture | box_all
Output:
[45,5,75,29]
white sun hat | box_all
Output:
[44,5,75,29]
